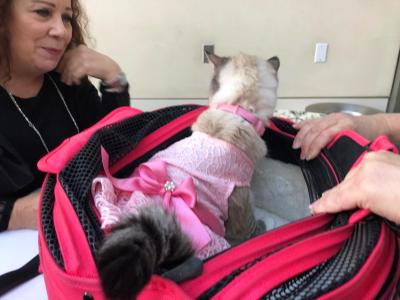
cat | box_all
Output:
[94,52,280,300]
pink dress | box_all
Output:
[92,131,254,259]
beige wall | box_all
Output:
[84,0,400,107]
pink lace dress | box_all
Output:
[92,131,254,259]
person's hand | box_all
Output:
[8,190,40,230]
[57,45,122,86]
[310,151,400,224]
[292,113,358,160]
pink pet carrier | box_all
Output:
[35,105,400,299]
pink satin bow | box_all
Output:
[100,147,211,251]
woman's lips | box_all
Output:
[42,47,63,57]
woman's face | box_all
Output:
[9,0,73,76]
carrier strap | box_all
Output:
[0,254,39,296]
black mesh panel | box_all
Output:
[328,136,366,176]
[262,219,381,299]
[41,175,64,268]
[57,105,202,262]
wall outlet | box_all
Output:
[203,44,215,63]
[314,43,328,63]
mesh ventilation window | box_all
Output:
[41,175,64,268]
[58,105,202,255]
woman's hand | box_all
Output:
[310,151,400,224]
[57,45,122,85]
[292,113,361,160]
[8,190,40,230]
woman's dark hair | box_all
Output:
[0,0,89,82]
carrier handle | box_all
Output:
[349,135,399,224]
[37,107,142,174]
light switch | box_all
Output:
[314,43,328,63]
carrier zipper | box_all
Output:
[375,240,400,299]
[262,220,381,299]
[181,213,335,297]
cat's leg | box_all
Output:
[225,187,266,245]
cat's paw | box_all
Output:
[253,219,267,237]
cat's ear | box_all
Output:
[205,51,224,68]
[267,56,280,71]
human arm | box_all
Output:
[0,190,39,231]
[7,191,39,230]
[292,112,400,160]
[0,130,40,231]
[310,151,400,224]
[57,45,126,88]
[53,45,131,129]
[62,74,130,130]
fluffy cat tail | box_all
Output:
[96,205,194,300]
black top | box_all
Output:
[0,71,130,229]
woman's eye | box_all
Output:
[62,14,73,23]
[35,9,51,17]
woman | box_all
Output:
[0,0,130,231]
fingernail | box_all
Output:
[309,204,314,214]
[292,141,300,149]
[310,203,322,215]
[300,153,306,160]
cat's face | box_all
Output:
[206,52,280,124]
